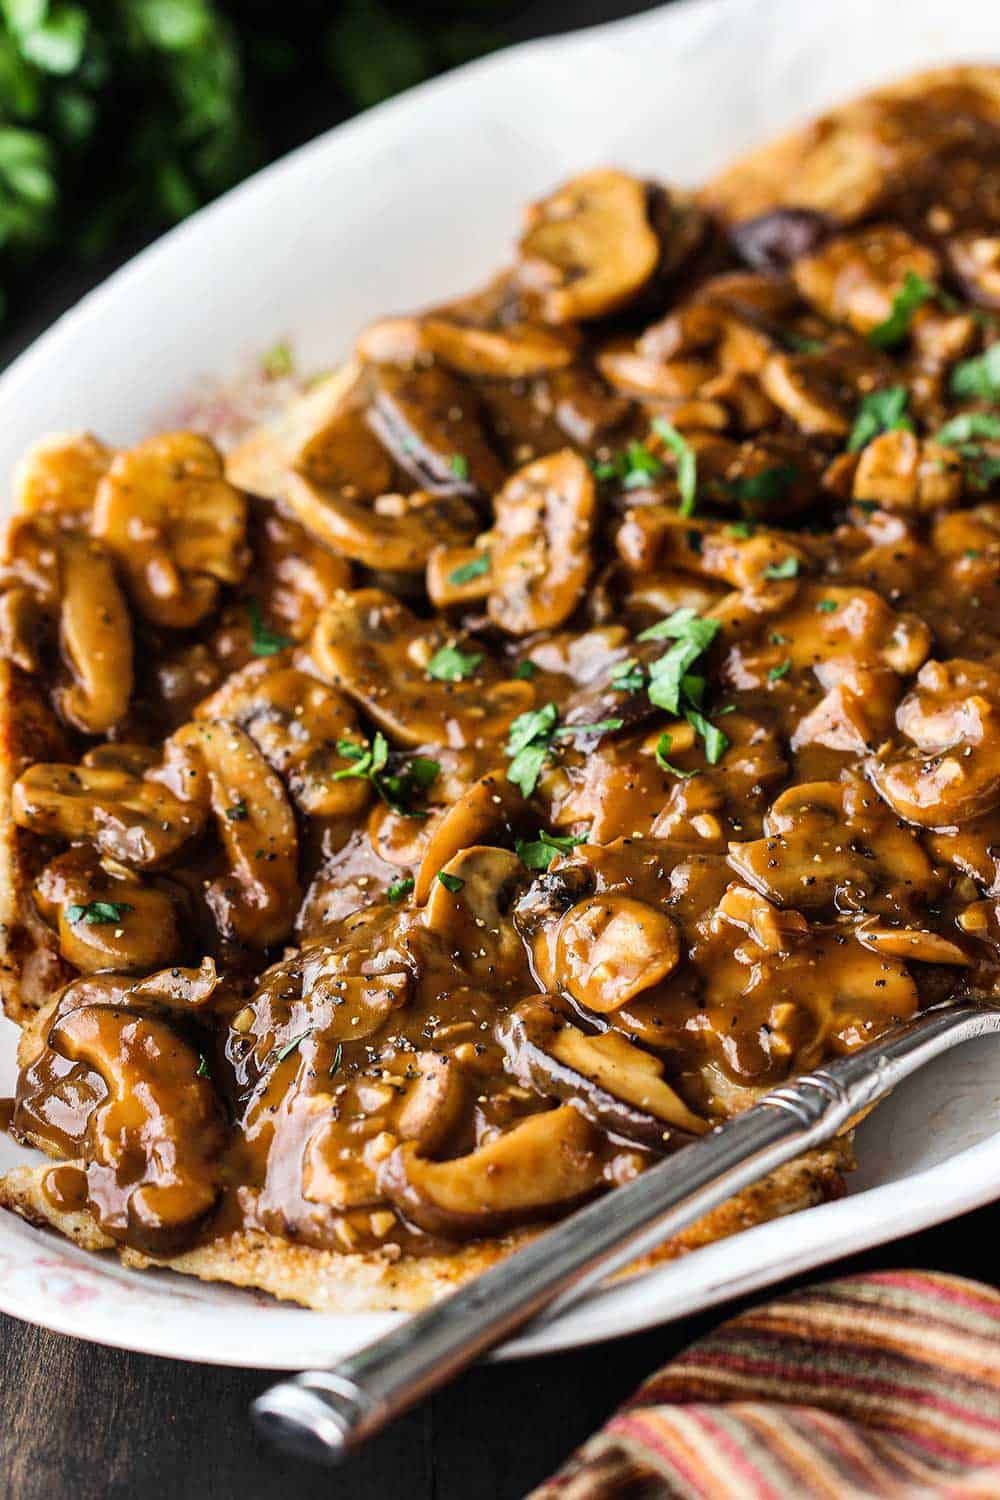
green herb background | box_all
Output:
[0,0,658,330]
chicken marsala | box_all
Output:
[4,65,1000,1309]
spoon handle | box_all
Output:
[253,1001,1000,1465]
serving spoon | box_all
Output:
[252,999,1000,1464]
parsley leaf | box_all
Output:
[436,871,465,894]
[333,732,439,816]
[768,659,792,681]
[247,599,292,656]
[261,340,294,379]
[683,708,730,765]
[594,440,664,489]
[652,417,697,516]
[505,704,622,797]
[640,609,722,716]
[655,732,697,778]
[950,343,1000,401]
[817,598,839,613]
[65,900,132,925]
[935,412,1000,447]
[426,643,483,682]
[763,556,800,580]
[387,876,414,903]
[329,1043,343,1078]
[516,829,589,871]
[449,452,469,480]
[723,464,798,508]
[448,552,490,586]
[610,657,645,694]
[196,1054,211,1078]
[867,271,937,349]
[506,703,559,796]
[276,1032,310,1065]
[514,659,538,681]
[726,520,756,539]
[847,386,913,453]
[225,799,248,822]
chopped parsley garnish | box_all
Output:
[652,417,697,517]
[610,657,645,694]
[329,1043,343,1078]
[816,598,839,613]
[261,341,294,379]
[436,871,465,894]
[333,732,439,816]
[276,1032,310,1064]
[514,659,538,681]
[683,708,730,764]
[635,607,729,766]
[769,632,789,645]
[594,439,664,489]
[516,829,589,871]
[426,644,483,682]
[934,412,1000,447]
[847,386,913,453]
[763,556,800,580]
[505,704,623,796]
[723,464,798,508]
[785,332,826,354]
[867,271,937,349]
[449,452,469,480]
[950,343,1000,401]
[247,599,293,656]
[768,659,792,681]
[448,552,490,586]
[65,900,132,926]
[225,799,248,822]
[726,520,756,539]
[655,732,697,778]
[387,876,415,903]
[196,1055,211,1079]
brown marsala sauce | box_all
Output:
[7,106,1000,1259]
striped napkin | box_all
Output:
[532,1273,1000,1498]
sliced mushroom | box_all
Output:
[168,721,300,948]
[499,997,707,1151]
[422,846,525,975]
[311,588,532,747]
[488,450,596,635]
[378,1103,604,1238]
[518,169,660,323]
[792,225,940,336]
[413,772,522,904]
[48,1003,225,1252]
[92,433,250,628]
[54,534,133,735]
[366,364,505,496]
[13,432,112,516]
[357,314,580,378]
[869,659,1000,829]
[12,758,205,868]
[428,449,597,635]
[536,893,681,1014]
[284,471,478,574]
[853,431,962,513]
[395,1050,467,1155]
[34,848,185,975]
[227,363,392,504]
[194,658,372,818]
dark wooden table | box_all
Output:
[2,1206,998,1499]
[1,5,997,1493]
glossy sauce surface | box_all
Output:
[7,98,1000,1257]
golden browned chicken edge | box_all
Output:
[0,1141,851,1312]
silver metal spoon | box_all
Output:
[252,1000,1000,1464]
